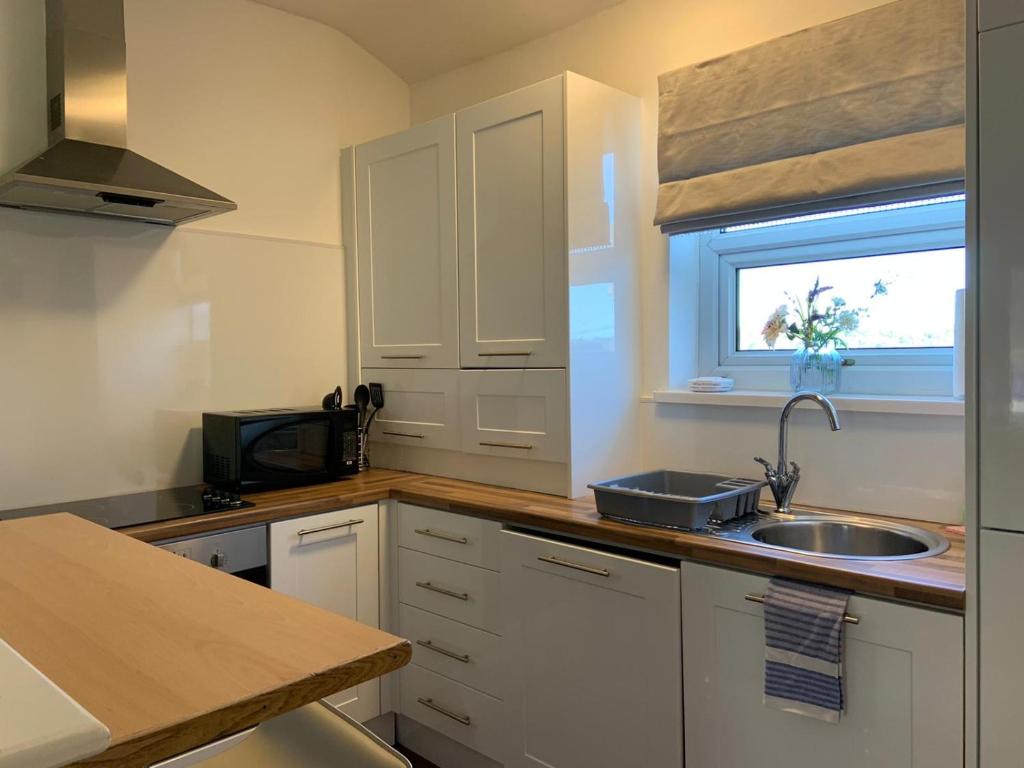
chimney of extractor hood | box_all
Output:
[0,0,236,226]
[47,0,129,148]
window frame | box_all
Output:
[693,200,966,395]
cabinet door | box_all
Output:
[459,369,568,464]
[269,505,380,723]
[456,76,567,368]
[681,562,963,768]
[501,529,682,768]
[362,368,459,451]
[979,529,1024,764]
[356,116,458,368]
[979,24,1024,531]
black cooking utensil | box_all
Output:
[368,382,384,410]
[354,384,370,429]
[321,385,343,411]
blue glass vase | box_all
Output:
[790,345,842,394]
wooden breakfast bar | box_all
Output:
[0,513,411,768]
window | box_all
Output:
[677,195,966,396]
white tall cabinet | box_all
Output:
[343,73,643,498]
[974,14,1024,766]
[269,506,381,724]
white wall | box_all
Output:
[0,0,409,509]
[410,0,965,522]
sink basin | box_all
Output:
[743,517,949,560]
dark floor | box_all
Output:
[395,744,442,768]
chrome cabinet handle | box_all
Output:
[479,441,534,450]
[476,351,532,356]
[415,528,469,545]
[380,354,424,359]
[297,519,364,538]
[415,581,469,601]
[537,555,610,577]
[416,697,471,726]
[744,593,860,625]
[416,639,471,663]
[382,430,425,439]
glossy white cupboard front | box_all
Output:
[459,369,568,463]
[269,505,381,723]
[977,22,1024,533]
[355,117,459,369]
[681,562,963,768]
[456,77,567,369]
[362,368,460,451]
[501,529,683,768]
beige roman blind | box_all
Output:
[654,0,965,234]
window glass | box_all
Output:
[735,248,966,351]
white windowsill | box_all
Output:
[646,389,965,416]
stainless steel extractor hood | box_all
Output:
[0,0,236,226]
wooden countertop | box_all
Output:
[123,469,966,612]
[0,513,411,768]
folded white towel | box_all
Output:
[688,376,734,392]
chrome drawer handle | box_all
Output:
[415,528,469,545]
[416,639,471,663]
[297,519,364,538]
[479,441,534,450]
[416,697,471,726]
[537,555,610,577]
[381,354,424,359]
[382,430,425,439]
[415,581,469,601]
[744,593,860,625]
[476,351,532,356]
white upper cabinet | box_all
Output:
[681,562,963,768]
[356,116,459,368]
[456,77,568,368]
[269,506,381,723]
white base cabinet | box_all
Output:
[269,505,381,724]
[500,529,682,768]
[681,561,963,768]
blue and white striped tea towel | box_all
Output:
[762,577,850,723]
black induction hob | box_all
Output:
[0,485,254,530]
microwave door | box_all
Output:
[244,418,331,476]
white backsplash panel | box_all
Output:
[640,402,965,523]
[0,209,345,509]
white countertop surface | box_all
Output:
[0,637,110,768]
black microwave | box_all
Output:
[202,407,359,491]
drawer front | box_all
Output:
[400,603,504,698]
[980,0,1024,30]
[398,548,502,634]
[400,664,505,763]
[397,503,502,570]
[363,368,459,451]
[459,369,568,464]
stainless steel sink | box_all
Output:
[711,513,950,561]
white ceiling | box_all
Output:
[251,0,625,83]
